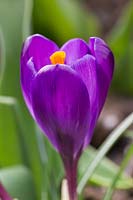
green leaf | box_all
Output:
[126,130,133,139]
[78,113,133,193]
[33,0,99,45]
[35,126,64,200]
[0,0,24,98]
[108,0,133,95]
[0,28,5,87]
[0,96,43,199]
[0,96,23,165]
[22,0,33,39]
[79,146,133,189]
[0,165,36,200]
[0,0,43,197]
[103,144,133,200]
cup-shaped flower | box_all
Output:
[20,34,114,200]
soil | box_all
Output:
[82,0,130,36]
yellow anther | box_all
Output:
[50,51,66,65]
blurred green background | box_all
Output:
[0,0,133,200]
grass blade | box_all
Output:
[22,0,33,39]
[0,28,5,87]
[103,144,133,200]
[79,146,133,189]
[78,112,133,194]
[0,165,37,200]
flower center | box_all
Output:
[50,51,66,64]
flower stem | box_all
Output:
[61,179,70,200]
[63,158,78,200]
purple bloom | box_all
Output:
[20,34,114,200]
[0,182,12,200]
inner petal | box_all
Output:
[60,38,90,65]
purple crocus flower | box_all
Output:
[0,182,12,200]
[20,34,114,200]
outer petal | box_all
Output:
[60,38,90,65]
[21,34,59,116]
[72,55,99,146]
[21,34,59,70]
[89,37,114,111]
[21,58,36,117]
[31,64,90,158]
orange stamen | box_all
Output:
[50,51,66,65]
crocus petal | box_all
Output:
[21,34,59,70]
[72,55,99,146]
[31,64,90,158]
[60,38,90,65]
[20,34,59,116]
[21,58,36,117]
[89,37,114,111]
